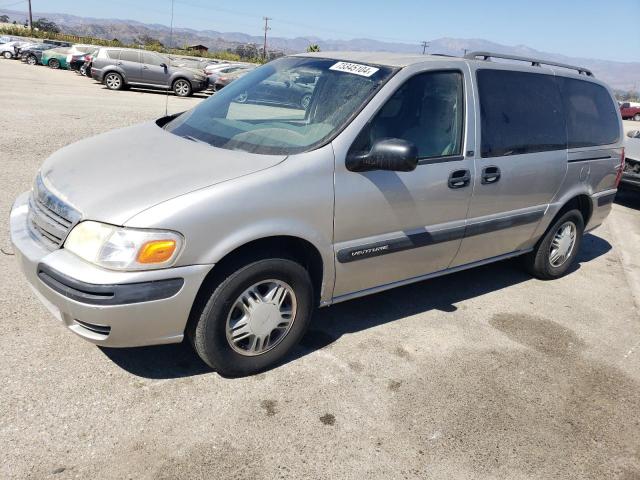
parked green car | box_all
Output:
[41,45,97,69]
[41,47,71,69]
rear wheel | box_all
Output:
[104,72,124,90]
[2,51,12,59]
[173,78,192,97]
[26,55,37,65]
[48,58,60,69]
[634,113,640,122]
[523,209,584,280]
[189,258,314,377]
[300,93,312,109]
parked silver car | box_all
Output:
[91,47,208,96]
[10,51,624,376]
[623,129,640,189]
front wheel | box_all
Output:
[173,78,192,97]
[2,51,12,59]
[523,209,584,280]
[48,58,60,69]
[634,113,640,122]
[26,55,37,65]
[189,258,314,377]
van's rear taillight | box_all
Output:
[615,148,625,188]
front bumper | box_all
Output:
[10,192,212,347]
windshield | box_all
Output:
[164,57,395,155]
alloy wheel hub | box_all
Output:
[225,279,296,356]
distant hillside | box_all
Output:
[1,7,638,92]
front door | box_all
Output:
[141,52,170,87]
[332,66,476,299]
[452,67,568,267]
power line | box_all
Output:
[0,0,27,8]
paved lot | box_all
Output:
[1,59,640,479]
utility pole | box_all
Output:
[27,0,33,32]
[463,48,468,56]
[421,41,429,55]
[262,16,271,62]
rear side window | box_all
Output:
[477,69,566,158]
[119,50,140,63]
[557,77,619,148]
[105,49,120,59]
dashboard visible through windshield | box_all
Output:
[164,57,395,155]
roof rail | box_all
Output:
[464,51,594,77]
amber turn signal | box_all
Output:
[136,240,177,264]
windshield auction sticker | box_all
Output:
[329,62,379,77]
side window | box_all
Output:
[351,71,464,159]
[477,69,566,158]
[557,77,619,148]
[119,50,140,63]
[142,53,164,66]
[105,49,119,59]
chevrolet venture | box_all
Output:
[10,51,624,376]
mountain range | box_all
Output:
[1,7,638,92]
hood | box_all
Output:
[40,121,286,225]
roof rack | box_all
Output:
[464,51,593,77]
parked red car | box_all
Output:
[620,102,640,121]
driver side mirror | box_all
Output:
[160,62,167,69]
[346,138,419,173]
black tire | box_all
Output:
[26,55,37,66]
[189,258,314,377]
[523,209,584,280]
[634,113,640,122]
[48,58,60,69]
[173,78,192,97]
[104,72,124,91]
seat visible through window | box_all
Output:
[351,70,464,159]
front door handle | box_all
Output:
[448,169,471,189]
[481,166,501,184]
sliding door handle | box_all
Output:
[481,166,501,184]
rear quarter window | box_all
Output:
[477,69,566,158]
[556,77,619,148]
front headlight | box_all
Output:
[64,221,184,271]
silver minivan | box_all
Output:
[10,51,624,376]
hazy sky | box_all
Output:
[8,0,640,61]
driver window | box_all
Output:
[351,70,464,159]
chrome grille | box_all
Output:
[27,174,81,249]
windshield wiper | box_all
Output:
[183,135,209,145]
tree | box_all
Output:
[33,18,60,33]
[0,15,9,23]
[306,44,320,53]
[134,34,164,48]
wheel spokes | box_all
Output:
[225,279,297,356]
